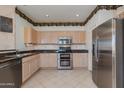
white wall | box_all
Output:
[0,5,16,50]
[15,14,33,50]
[85,6,124,71]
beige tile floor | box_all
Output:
[21,68,97,88]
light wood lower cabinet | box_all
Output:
[22,54,40,83]
[30,55,40,75]
[73,53,88,68]
[40,53,87,69]
[40,54,57,68]
[22,53,88,83]
[22,61,30,82]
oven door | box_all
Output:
[60,54,70,59]
[60,60,70,67]
[59,53,72,67]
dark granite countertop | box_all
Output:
[18,49,88,53]
[0,52,40,64]
[0,49,88,63]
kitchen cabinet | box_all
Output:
[72,31,85,43]
[79,32,85,43]
[24,27,38,44]
[38,31,86,44]
[30,55,40,74]
[40,54,57,68]
[37,31,42,44]
[73,53,88,68]
[32,29,37,44]
[22,61,30,82]
[22,54,40,83]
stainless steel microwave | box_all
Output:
[58,37,72,44]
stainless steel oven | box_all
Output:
[57,53,73,70]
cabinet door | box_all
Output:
[73,53,88,68]
[35,54,40,70]
[40,54,57,68]
[30,55,40,74]
[24,27,38,44]
[74,32,80,43]
[22,54,40,83]
[79,32,85,43]
[37,31,41,44]
[22,61,30,83]
[30,59,35,75]
[24,28,32,44]
[32,29,37,44]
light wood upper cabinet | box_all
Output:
[32,29,37,44]
[38,31,86,44]
[72,31,85,43]
[24,27,37,44]
[24,27,32,44]
[79,31,85,43]
[37,31,42,44]
[24,28,86,44]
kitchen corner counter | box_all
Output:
[0,49,88,63]
[26,49,88,53]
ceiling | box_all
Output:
[17,5,97,23]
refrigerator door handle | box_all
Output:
[95,37,99,62]
[93,43,95,56]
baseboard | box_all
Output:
[73,67,88,70]
[40,67,57,70]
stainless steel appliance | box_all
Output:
[0,58,22,88]
[58,37,72,45]
[57,37,73,70]
[92,18,124,88]
[57,47,73,70]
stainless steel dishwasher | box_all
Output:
[0,58,22,88]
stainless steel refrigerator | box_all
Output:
[92,18,124,88]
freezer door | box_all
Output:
[92,28,98,86]
[96,20,113,88]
